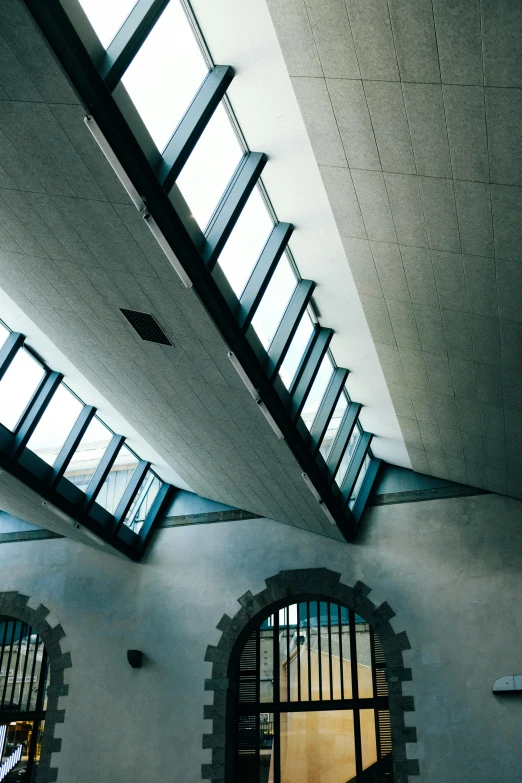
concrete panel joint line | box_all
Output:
[202,568,419,781]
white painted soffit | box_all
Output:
[189,0,410,468]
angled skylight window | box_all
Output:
[0,322,8,351]
[95,445,139,514]
[301,354,334,431]
[123,469,161,531]
[279,313,314,390]
[176,103,243,231]
[26,384,83,466]
[319,391,348,461]
[251,256,297,350]
[64,416,113,492]
[348,453,371,509]
[215,188,273,297]
[77,0,138,48]
[0,349,45,432]
[122,0,209,152]
[335,426,362,488]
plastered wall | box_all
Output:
[0,492,520,782]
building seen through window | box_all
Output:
[0,618,49,782]
[234,600,393,782]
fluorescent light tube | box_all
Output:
[302,472,321,502]
[143,212,193,289]
[256,400,284,440]
[41,500,72,523]
[228,352,260,401]
[84,115,145,211]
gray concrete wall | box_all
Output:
[0,492,520,782]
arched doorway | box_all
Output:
[0,617,50,781]
[233,599,392,783]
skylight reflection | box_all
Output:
[78,0,138,49]
[122,0,208,152]
[27,384,83,466]
[0,349,45,432]
[279,313,314,390]
[252,257,297,349]
[177,103,243,230]
[216,188,273,297]
[301,354,334,431]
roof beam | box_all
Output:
[340,432,373,504]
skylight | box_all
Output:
[77,0,138,48]
[0,348,45,432]
[252,257,297,350]
[26,384,83,466]
[279,313,314,390]
[122,0,208,152]
[301,354,334,431]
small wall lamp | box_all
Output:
[127,650,143,669]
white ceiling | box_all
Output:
[264,0,522,499]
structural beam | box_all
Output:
[84,434,125,511]
[113,458,150,532]
[99,0,170,91]
[237,222,293,331]
[158,65,235,190]
[137,481,172,552]
[340,432,373,504]
[289,328,333,421]
[51,405,96,488]
[309,368,348,455]
[202,152,267,271]
[266,280,315,381]
[351,458,381,523]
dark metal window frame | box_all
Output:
[22,0,380,540]
[0,326,172,560]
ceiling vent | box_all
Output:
[120,309,172,346]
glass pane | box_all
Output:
[300,354,334,431]
[123,470,161,532]
[177,103,244,231]
[251,257,297,350]
[259,712,274,783]
[0,321,8,350]
[215,188,273,297]
[122,0,209,152]
[78,0,138,48]
[279,710,356,783]
[349,454,371,510]
[0,349,45,432]
[95,445,139,515]
[355,618,373,698]
[26,384,83,466]
[259,623,273,704]
[360,710,378,772]
[279,314,314,391]
[335,426,361,488]
[0,719,34,780]
[63,417,113,492]
[319,391,348,461]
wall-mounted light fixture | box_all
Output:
[127,650,143,669]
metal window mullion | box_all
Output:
[340,431,373,503]
[1,621,16,705]
[13,371,63,459]
[201,151,267,271]
[99,0,170,90]
[9,621,23,708]
[273,608,281,783]
[137,481,172,551]
[266,280,315,381]
[0,332,24,383]
[309,367,348,455]
[158,65,235,189]
[237,222,293,331]
[17,624,31,713]
[50,405,96,488]
[351,457,381,523]
[349,610,363,779]
[84,433,125,511]
[289,327,332,421]
[112,459,150,532]
[325,401,362,481]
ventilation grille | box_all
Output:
[120,309,172,346]
[238,632,258,703]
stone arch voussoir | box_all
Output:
[202,568,419,783]
[0,591,71,783]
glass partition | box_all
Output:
[177,103,244,230]
[122,0,209,152]
[26,384,83,466]
[0,349,46,432]
[78,0,138,48]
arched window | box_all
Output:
[0,617,50,782]
[234,600,392,783]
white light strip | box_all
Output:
[84,115,145,211]
[143,212,193,289]
[302,472,337,525]
[302,472,321,502]
[41,500,71,523]
[228,352,260,401]
[256,400,284,440]
[228,352,284,439]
